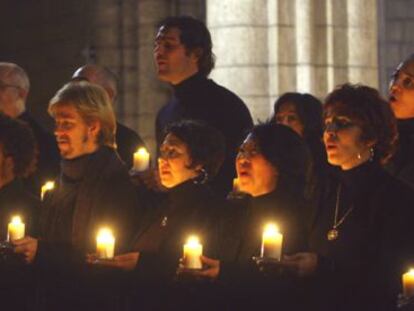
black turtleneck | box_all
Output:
[308,160,414,310]
[156,72,253,197]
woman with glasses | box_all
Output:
[282,84,414,311]
[272,92,328,202]
[388,53,414,187]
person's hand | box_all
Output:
[12,236,38,264]
[129,168,166,192]
[86,252,139,271]
[176,256,220,281]
[281,252,318,276]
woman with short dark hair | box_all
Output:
[90,119,226,309]
[282,84,414,311]
[273,92,328,200]
[193,122,309,310]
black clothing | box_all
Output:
[116,122,146,169]
[156,73,253,197]
[130,180,223,310]
[0,179,40,311]
[308,161,414,311]
[36,147,141,310]
[218,188,307,310]
[387,118,414,188]
[18,112,60,194]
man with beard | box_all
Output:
[13,81,140,310]
[154,16,253,197]
[72,64,146,168]
[388,54,414,187]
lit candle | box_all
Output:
[183,235,203,269]
[233,178,240,192]
[260,223,283,260]
[96,228,115,259]
[41,181,55,200]
[8,216,25,241]
[133,147,150,172]
[403,269,414,297]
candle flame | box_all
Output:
[263,223,279,236]
[186,235,200,246]
[97,228,114,243]
[136,147,149,156]
[43,181,55,191]
[11,216,22,224]
[408,269,414,275]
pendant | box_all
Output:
[327,229,339,241]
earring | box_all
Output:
[357,153,362,160]
[369,147,374,161]
[193,168,208,185]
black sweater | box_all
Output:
[156,73,253,197]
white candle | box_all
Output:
[233,178,240,192]
[133,147,150,171]
[183,235,203,269]
[403,269,414,297]
[260,223,283,260]
[41,181,55,200]
[96,228,115,259]
[8,216,25,241]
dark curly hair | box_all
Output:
[157,16,215,77]
[249,122,310,195]
[324,83,398,165]
[163,120,225,179]
[0,113,37,178]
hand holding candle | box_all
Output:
[261,223,283,260]
[133,147,150,172]
[96,228,115,259]
[8,216,25,241]
[183,235,203,269]
[403,269,414,297]
[41,181,55,200]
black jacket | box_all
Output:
[130,180,223,310]
[218,188,307,310]
[36,147,141,310]
[156,73,253,197]
[308,161,414,311]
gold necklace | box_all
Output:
[327,185,355,241]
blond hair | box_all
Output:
[49,81,116,147]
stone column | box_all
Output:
[207,0,270,121]
[346,0,378,88]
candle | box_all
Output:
[183,235,203,269]
[96,228,115,259]
[8,216,25,241]
[41,181,55,200]
[260,223,283,260]
[403,269,414,297]
[233,178,240,192]
[133,147,150,172]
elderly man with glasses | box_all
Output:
[388,54,414,187]
[0,63,59,195]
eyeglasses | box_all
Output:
[389,73,414,90]
[324,117,356,132]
